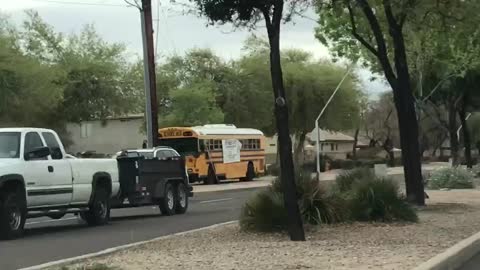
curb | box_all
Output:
[412,230,480,270]
[19,220,238,270]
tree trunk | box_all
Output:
[352,128,359,159]
[390,38,425,205]
[459,99,473,168]
[448,101,460,166]
[392,84,424,205]
[294,132,306,166]
[383,137,395,167]
[263,2,305,241]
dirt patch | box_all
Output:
[59,189,480,270]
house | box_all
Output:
[305,128,366,160]
[66,114,145,155]
[265,129,366,164]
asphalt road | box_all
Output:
[458,253,480,270]
[0,188,261,270]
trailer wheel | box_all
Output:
[159,182,176,216]
[81,187,110,226]
[0,189,26,240]
[175,182,188,214]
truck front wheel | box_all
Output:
[81,187,110,226]
[0,190,26,240]
[159,182,175,216]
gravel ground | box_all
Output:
[61,189,480,270]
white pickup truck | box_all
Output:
[0,128,192,240]
[0,128,120,239]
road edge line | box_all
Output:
[19,220,238,270]
[412,230,480,270]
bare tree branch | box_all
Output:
[346,3,379,57]
[356,0,398,85]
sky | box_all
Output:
[1,0,389,96]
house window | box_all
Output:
[336,144,339,151]
[330,143,335,151]
[80,123,92,138]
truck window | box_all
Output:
[24,132,46,160]
[42,132,63,159]
[0,132,20,158]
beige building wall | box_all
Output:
[66,116,145,155]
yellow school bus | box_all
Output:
[158,124,265,184]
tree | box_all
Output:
[0,30,62,128]
[161,81,224,126]
[315,0,470,205]
[364,93,399,166]
[190,0,307,241]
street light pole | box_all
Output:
[457,112,472,139]
[315,65,354,180]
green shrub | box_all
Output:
[266,163,280,176]
[335,167,375,193]
[348,178,418,222]
[330,159,356,170]
[473,165,480,178]
[239,189,288,232]
[300,185,349,225]
[428,167,475,189]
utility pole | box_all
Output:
[140,0,159,148]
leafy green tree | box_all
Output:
[161,81,224,127]
[0,25,62,128]
[20,11,143,123]
[315,0,476,205]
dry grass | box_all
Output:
[59,190,480,270]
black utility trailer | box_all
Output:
[112,151,193,216]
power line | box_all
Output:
[32,0,131,7]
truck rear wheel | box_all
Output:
[81,187,110,226]
[175,183,188,214]
[159,182,175,216]
[0,190,26,240]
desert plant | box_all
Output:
[335,167,375,193]
[271,170,349,225]
[239,189,288,232]
[348,178,418,222]
[428,167,475,189]
[300,185,349,225]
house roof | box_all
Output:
[307,128,356,142]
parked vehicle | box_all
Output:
[158,124,266,185]
[0,128,192,239]
[113,147,192,215]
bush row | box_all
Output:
[240,168,418,232]
[266,157,402,176]
[428,166,475,189]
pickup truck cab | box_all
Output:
[0,128,119,239]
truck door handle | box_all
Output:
[48,166,54,173]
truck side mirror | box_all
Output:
[25,146,51,161]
